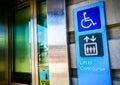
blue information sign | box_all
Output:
[73,2,111,85]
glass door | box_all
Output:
[10,0,70,85]
[11,1,32,85]
[11,0,43,85]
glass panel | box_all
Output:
[14,7,31,73]
[37,1,50,85]
[12,6,32,84]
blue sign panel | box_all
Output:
[73,2,111,85]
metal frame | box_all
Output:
[46,0,70,85]
[30,0,38,85]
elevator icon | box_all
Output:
[84,43,98,55]
[84,35,98,56]
[79,33,104,57]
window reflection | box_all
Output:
[37,25,48,66]
[37,1,50,85]
[14,7,31,73]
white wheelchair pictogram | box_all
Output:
[81,12,97,29]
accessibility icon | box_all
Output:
[81,12,97,29]
[79,33,103,57]
[77,6,101,32]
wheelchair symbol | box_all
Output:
[81,12,97,29]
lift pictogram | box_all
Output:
[79,33,103,57]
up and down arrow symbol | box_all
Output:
[84,35,96,42]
